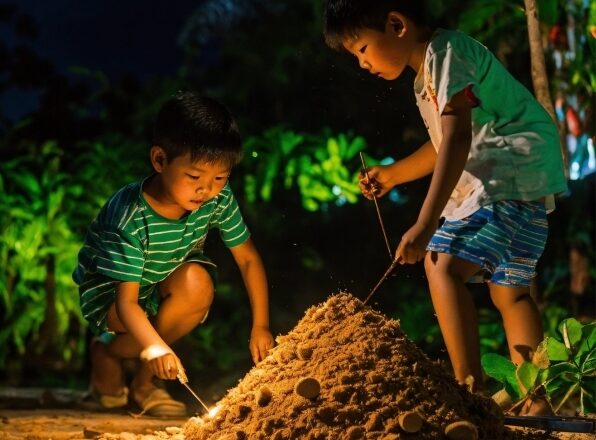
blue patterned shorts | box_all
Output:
[427,200,548,287]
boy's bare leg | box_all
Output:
[489,283,551,415]
[488,283,543,365]
[91,263,213,403]
[89,338,126,396]
[129,263,213,404]
[424,252,484,390]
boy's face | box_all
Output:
[153,149,231,213]
[342,14,414,81]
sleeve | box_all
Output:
[211,186,251,248]
[88,224,145,282]
[426,43,478,115]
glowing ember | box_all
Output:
[208,406,220,418]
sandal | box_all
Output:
[132,388,187,418]
[79,387,129,411]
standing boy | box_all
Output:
[73,92,273,416]
[324,0,567,413]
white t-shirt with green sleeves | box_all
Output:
[73,178,250,335]
[414,29,567,220]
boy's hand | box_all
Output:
[140,344,182,380]
[249,326,274,365]
[359,165,394,199]
[395,221,437,264]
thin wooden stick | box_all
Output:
[359,152,393,261]
[363,257,400,304]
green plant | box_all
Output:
[0,143,85,367]
[0,139,141,372]
[242,126,369,212]
[482,318,596,415]
[478,307,507,356]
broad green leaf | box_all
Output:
[336,134,347,157]
[284,159,296,188]
[280,131,303,155]
[517,361,540,395]
[345,136,366,159]
[544,362,578,383]
[481,353,521,399]
[244,175,257,203]
[8,171,41,197]
[303,198,318,212]
[547,336,570,361]
[577,323,596,363]
[560,318,583,350]
[582,357,596,374]
[327,138,340,158]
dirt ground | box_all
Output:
[1,293,593,440]
[0,409,187,439]
[0,409,594,440]
[0,408,593,440]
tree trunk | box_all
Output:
[524,0,555,120]
[38,254,57,356]
[524,0,568,171]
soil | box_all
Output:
[0,409,187,439]
[181,293,593,440]
[1,293,593,440]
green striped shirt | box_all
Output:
[73,178,250,335]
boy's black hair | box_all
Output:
[153,92,243,167]
[324,0,426,51]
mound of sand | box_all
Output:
[184,293,532,439]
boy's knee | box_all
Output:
[491,286,532,310]
[164,263,214,310]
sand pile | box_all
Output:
[183,293,518,440]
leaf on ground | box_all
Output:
[516,362,539,395]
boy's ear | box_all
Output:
[150,146,167,172]
[387,11,406,36]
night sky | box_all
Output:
[2,0,200,118]
[8,0,199,75]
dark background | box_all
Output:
[0,0,593,403]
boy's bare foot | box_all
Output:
[90,339,126,397]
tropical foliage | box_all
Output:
[243,128,367,211]
[482,318,596,415]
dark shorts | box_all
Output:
[427,200,548,287]
[86,257,217,342]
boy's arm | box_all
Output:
[360,140,436,199]
[229,237,274,364]
[115,281,181,379]
[396,90,474,264]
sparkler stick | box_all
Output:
[359,152,393,261]
[177,369,211,414]
[363,256,400,304]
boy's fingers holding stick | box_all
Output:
[358,173,381,200]
[140,344,180,380]
[153,353,179,380]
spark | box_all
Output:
[208,406,221,418]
